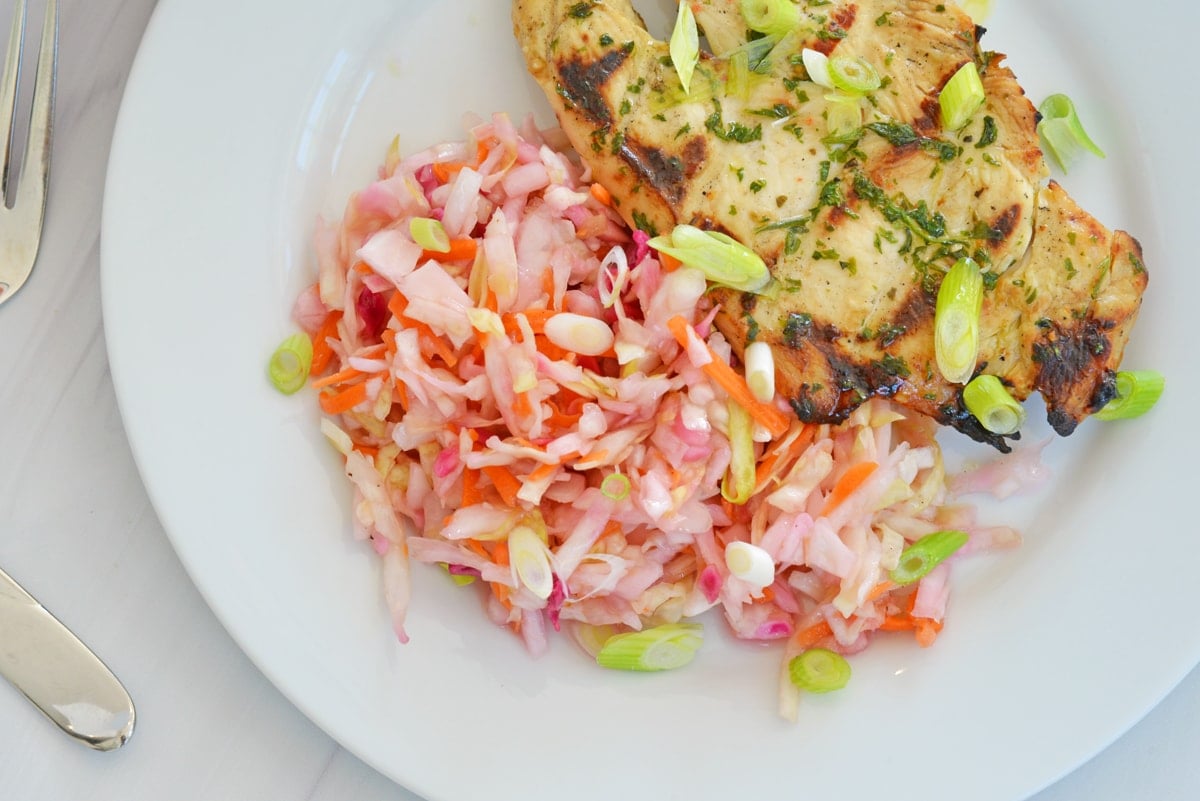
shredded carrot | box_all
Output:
[659,252,683,272]
[418,328,458,368]
[575,449,610,468]
[309,311,343,375]
[823,461,879,514]
[354,443,379,460]
[792,620,833,650]
[423,238,477,263]
[526,462,559,484]
[535,336,571,361]
[878,615,913,632]
[489,544,514,618]
[666,315,791,438]
[504,307,559,335]
[755,424,816,487]
[752,585,777,605]
[513,391,533,417]
[311,366,365,390]
[460,468,481,507]
[387,291,408,321]
[482,465,522,507]
[475,139,489,166]
[352,261,372,275]
[431,161,467,183]
[468,537,515,609]
[913,617,943,648]
[589,182,612,206]
[866,579,895,602]
[544,399,581,430]
[319,382,369,415]
[464,538,492,562]
[541,268,556,302]
[490,579,513,610]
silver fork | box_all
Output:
[0,0,134,750]
[0,0,56,306]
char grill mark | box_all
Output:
[556,49,628,124]
[618,135,706,206]
[1032,317,1116,435]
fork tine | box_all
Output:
[0,0,26,202]
[14,0,56,221]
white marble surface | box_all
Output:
[0,0,1195,798]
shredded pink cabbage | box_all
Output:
[299,114,1029,717]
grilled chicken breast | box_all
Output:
[512,0,1147,450]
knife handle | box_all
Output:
[0,566,135,750]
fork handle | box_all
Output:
[0,566,135,750]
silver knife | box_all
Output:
[0,566,135,749]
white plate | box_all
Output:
[101,1,1197,799]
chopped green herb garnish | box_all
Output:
[567,1,595,19]
[874,353,910,377]
[705,110,763,143]
[783,312,814,346]
[748,103,794,118]
[976,115,998,148]
[631,210,658,237]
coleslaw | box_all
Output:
[286,113,1025,717]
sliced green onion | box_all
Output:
[598,245,629,309]
[788,648,851,693]
[744,340,776,402]
[409,216,450,252]
[739,0,800,37]
[724,541,775,591]
[670,0,700,94]
[824,93,862,138]
[1038,93,1106,173]
[958,0,994,23]
[268,332,313,395]
[722,400,757,504]
[939,61,985,131]
[801,48,833,89]
[600,472,632,501]
[828,55,881,95]
[934,257,984,384]
[1094,370,1165,421]
[542,312,616,356]
[595,623,704,672]
[508,525,554,600]
[962,374,1026,435]
[889,529,969,585]
[648,224,769,292]
[725,50,751,100]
